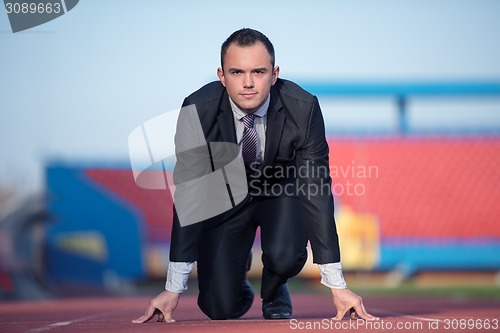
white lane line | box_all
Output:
[372,308,444,322]
[49,321,71,327]
[27,311,117,333]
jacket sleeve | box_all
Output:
[169,209,202,262]
[295,96,341,264]
[169,98,208,262]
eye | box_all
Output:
[230,70,242,75]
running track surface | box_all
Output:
[1,294,499,333]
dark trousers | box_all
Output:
[196,196,308,320]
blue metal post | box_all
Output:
[397,95,408,134]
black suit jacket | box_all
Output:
[170,78,340,264]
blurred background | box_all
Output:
[1,0,499,300]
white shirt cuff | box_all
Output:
[318,262,347,289]
[165,261,193,293]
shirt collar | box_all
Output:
[229,94,270,121]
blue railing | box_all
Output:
[300,81,500,134]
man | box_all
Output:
[133,28,379,323]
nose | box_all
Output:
[243,73,254,88]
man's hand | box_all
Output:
[330,288,379,321]
[132,290,181,323]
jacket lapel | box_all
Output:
[217,90,238,144]
[263,87,284,165]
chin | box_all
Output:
[240,101,262,112]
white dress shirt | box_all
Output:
[229,94,269,163]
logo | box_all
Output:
[128,105,248,227]
[4,0,79,33]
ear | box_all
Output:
[271,66,280,85]
[217,68,226,87]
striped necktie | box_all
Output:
[241,114,257,166]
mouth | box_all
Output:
[240,92,257,98]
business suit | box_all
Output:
[170,78,340,319]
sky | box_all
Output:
[1,0,500,198]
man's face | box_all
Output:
[217,42,279,114]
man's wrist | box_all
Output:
[165,261,194,293]
[318,262,347,289]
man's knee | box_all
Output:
[201,307,233,320]
[263,250,307,278]
[198,292,238,320]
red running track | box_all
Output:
[1,293,499,333]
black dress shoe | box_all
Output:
[262,283,292,319]
[228,279,254,319]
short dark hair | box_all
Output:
[220,28,275,70]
